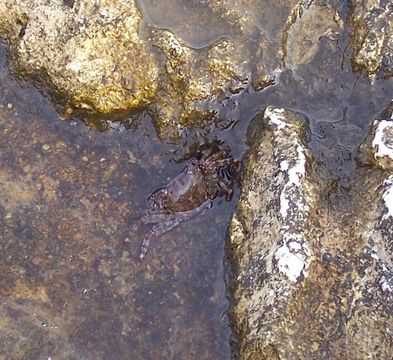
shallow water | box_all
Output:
[0,41,237,359]
[0,1,393,359]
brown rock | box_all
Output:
[349,0,393,78]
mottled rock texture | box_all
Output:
[0,0,391,140]
[0,0,159,114]
[350,0,393,78]
[230,105,393,359]
[359,101,393,170]
[0,0,286,140]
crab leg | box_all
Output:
[139,201,209,260]
[139,216,182,260]
[128,208,169,233]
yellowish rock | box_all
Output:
[0,0,158,114]
[350,0,393,78]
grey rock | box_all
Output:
[230,105,393,359]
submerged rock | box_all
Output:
[283,0,344,71]
[150,29,250,140]
[0,84,234,359]
[349,0,393,78]
[230,105,393,359]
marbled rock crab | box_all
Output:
[130,143,240,260]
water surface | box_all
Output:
[0,1,393,359]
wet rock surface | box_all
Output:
[0,0,391,139]
[349,0,393,79]
[229,105,393,359]
[0,0,393,359]
[0,0,283,140]
[148,29,251,139]
[0,0,159,115]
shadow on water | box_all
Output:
[0,1,393,359]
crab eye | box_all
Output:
[219,166,232,184]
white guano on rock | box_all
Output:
[265,106,311,282]
[275,233,311,283]
[382,175,393,221]
[372,120,393,167]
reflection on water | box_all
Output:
[137,0,393,180]
[0,1,393,359]
[136,0,234,48]
[136,0,298,47]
